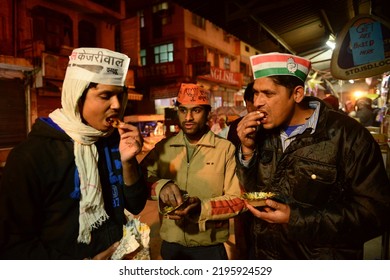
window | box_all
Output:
[245,45,250,52]
[32,6,73,52]
[152,2,171,38]
[78,20,97,48]
[240,62,250,76]
[138,10,145,28]
[192,14,205,29]
[224,56,230,70]
[154,43,174,64]
[140,49,146,66]
[214,52,219,68]
[152,1,171,26]
[152,1,169,13]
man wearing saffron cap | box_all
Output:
[141,83,245,259]
[236,52,390,259]
[0,48,148,259]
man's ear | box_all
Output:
[293,85,305,103]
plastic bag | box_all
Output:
[111,211,151,260]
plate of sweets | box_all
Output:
[242,191,278,207]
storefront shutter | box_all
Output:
[0,78,27,148]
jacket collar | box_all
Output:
[170,128,216,148]
[304,96,330,136]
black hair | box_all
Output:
[78,82,98,105]
[269,75,304,96]
[356,97,372,110]
[243,82,254,102]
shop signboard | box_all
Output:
[199,66,243,87]
[331,14,390,80]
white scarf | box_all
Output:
[49,79,111,244]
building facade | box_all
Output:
[0,0,260,165]
[0,0,130,164]
[125,1,259,116]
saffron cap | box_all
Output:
[177,83,210,105]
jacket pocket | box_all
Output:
[290,157,337,207]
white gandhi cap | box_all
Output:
[65,47,130,86]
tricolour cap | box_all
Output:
[177,83,210,105]
[65,48,130,86]
[250,52,311,82]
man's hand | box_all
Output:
[165,196,201,221]
[160,182,184,208]
[118,122,143,161]
[118,122,143,186]
[237,111,264,152]
[245,199,290,224]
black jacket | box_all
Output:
[236,97,390,259]
[0,118,148,259]
[227,116,243,148]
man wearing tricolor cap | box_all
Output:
[235,52,390,259]
[141,83,245,259]
[0,48,148,259]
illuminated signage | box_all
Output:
[331,14,390,80]
[199,66,243,86]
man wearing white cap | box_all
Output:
[141,83,245,259]
[236,52,390,259]
[0,48,148,259]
